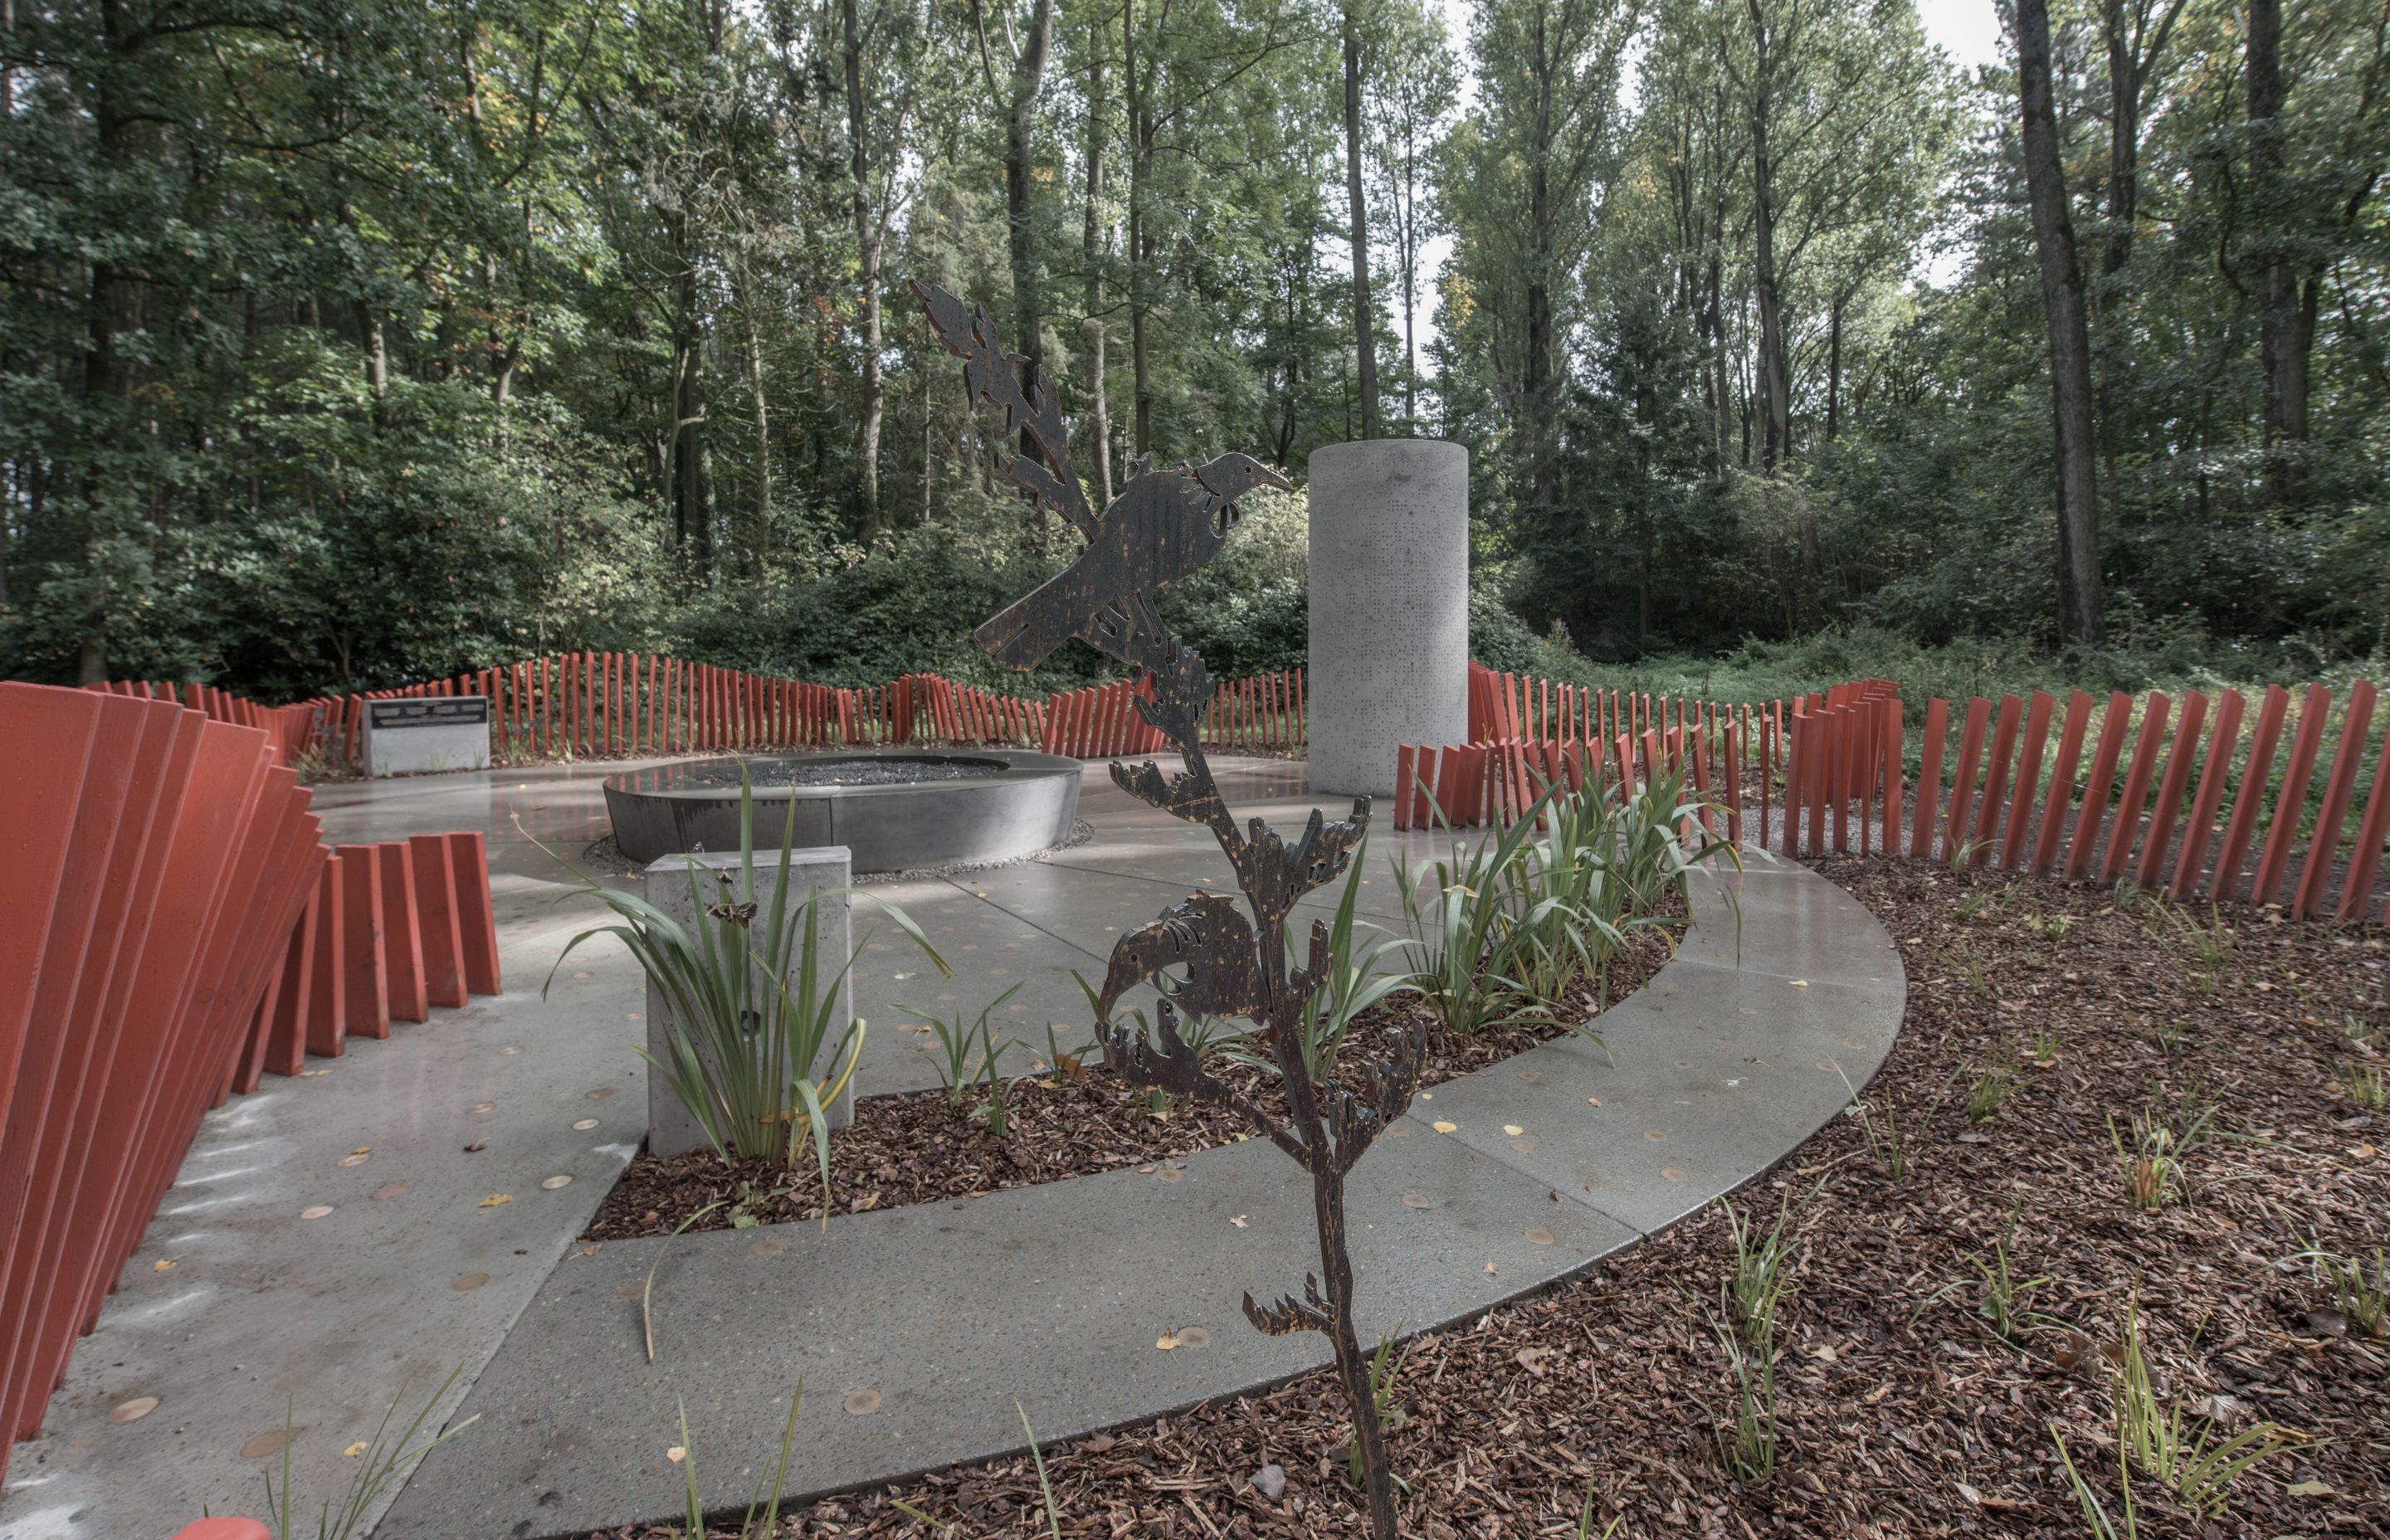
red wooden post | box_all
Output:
[408,834,468,1008]
[1394,745,1416,830]
[2207,685,2291,901]
[1995,693,2052,869]
[2100,694,2173,885]
[2063,693,2134,880]
[377,840,427,1023]
[335,844,389,1040]
[2251,683,2334,907]
[304,854,346,1056]
[1971,694,2023,864]
[262,882,319,1078]
[2134,691,2208,891]
[2173,689,2246,899]
[1944,697,1990,864]
[446,831,501,995]
[1879,697,1903,857]
[2293,680,2375,919]
[2336,708,2390,921]
[2029,692,2092,875]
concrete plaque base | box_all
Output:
[641,846,854,1158]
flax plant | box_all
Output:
[539,772,948,1208]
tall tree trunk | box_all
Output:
[1341,2,1380,438]
[667,210,710,577]
[1125,0,1152,456]
[844,0,885,536]
[2017,0,2105,644]
[1000,0,1057,471]
[2246,0,2308,503]
[1747,0,1789,473]
[1083,13,1114,504]
[734,257,770,578]
[1824,290,1842,441]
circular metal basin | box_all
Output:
[602,750,1082,871]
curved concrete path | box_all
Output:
[376,860,1900,1540]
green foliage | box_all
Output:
[539,775,947,1207]
[666,1386,805,1540]
[262,1367,477,1540]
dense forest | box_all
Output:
[2,0,2385,701]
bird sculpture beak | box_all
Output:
[1257,464,1294,491]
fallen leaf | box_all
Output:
[1157,1331,1180,1351]
[666,1446,686,1464]
[1230,1215,1248,1228]
[1586,1097,1602,1108]
[463,1140,488,1153]
[479,1193,512,1208]
[1432,1120,1457,1134]
[1808,1343,1839,1362]
[1503,1124,1524,1137]
[1514,1347,1554,1376]
[153,1259,177,1272]
[344,1442,368,1458]
[1484,1260,1499,1275]
[351,1147,371,1156]
[1789,979,1810,987]
[2285,1480,2333,1497]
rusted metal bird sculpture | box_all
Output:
[973,452,1291,670]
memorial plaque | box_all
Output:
[368,697,490,730]
[363,694,492,777]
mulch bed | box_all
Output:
[583,859,2388,1539]
[583,904,1681,1241]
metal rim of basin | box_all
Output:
[601,748,1084,871]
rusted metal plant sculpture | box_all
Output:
[917,279,1423,1537]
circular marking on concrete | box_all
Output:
[1510,1137,1536,1154]
[452,1273,490,1292]
[1153,1167,1183,1183]
[751,1238,785,1257]
[1641,1129,1667,1142]
[573,1118,600,1131]
[585,1087,617,1101]
[300,1205,334,1220]
[109,1396,159,1424]
[615,1280,645,1299]
[1515,1070,1542,1083]
[468,1103,495,1114]
[337,1153,369,1167]
[1174,1326,1211,1348]
[540,1175,573,1191]
[372,1182,409,1201]
[1523,1227,1556,1246]
[1661,1168,1689,1182]
[842,1388,882,1416]
[240,1430,290,1459]
[1400,1192,1435,1209]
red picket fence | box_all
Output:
[0,683,500,1481]
[1407,664,2390,924]
[96,679,335,770]
[1890,683,2390,921]
[125,654,1310,772]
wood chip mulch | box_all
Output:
[583,860,2388,1539]
[583,908,1680,1241]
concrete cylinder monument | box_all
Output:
[1305,439,1469,797]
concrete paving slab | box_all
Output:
[372,1117,1636,1540]
[3,750,1905,1540]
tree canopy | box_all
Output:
[3,0,2383,697]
